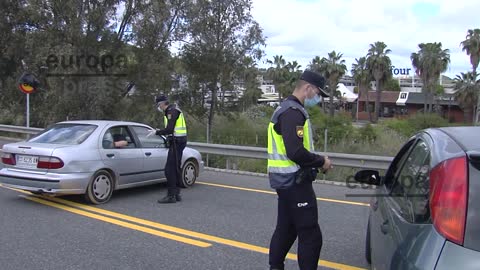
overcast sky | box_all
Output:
[251,0,478,78]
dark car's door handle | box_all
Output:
[381,219,390,235]
[106,153,115,158]
[145,152,152,156]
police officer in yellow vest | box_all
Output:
[268,70,333,270]
[154,95,188,204]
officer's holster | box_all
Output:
[295,167,319,184]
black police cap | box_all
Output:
[300,70,329,97]
[155,95,168,104]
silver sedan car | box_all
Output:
[0,120,204,204]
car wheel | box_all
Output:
[85,170,114,204]
[180,159,197,188]
[365,218,372,264]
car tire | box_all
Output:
[179,159,197,188]
[85,170,114,204]
[365,218,372,264]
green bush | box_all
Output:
[357,124,377,142]
[310,110,355,147]
[244,104,274,120]
[236,158,267,173]
[0,108,26,126]
[384,113,450,137]
[407,113,449,131]
[211,113,266,146]
[384,118,415,137]
[327,125,406,156]
[185,114,207,142]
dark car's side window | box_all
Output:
[384,139,416,191]
[131,126,166,148]
[389,140,430,223]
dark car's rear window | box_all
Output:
[28,124,97,145]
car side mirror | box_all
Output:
[354,170,381,186]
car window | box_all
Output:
[103,126,137,149]
[384,139,416,191]
[131,126,166,148]
[29,124,97,145]
[390,140,430,223]
[408,161,431,223]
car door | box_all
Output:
[99,125,144,187]
[372,136,433,270]
[130,125,168,182]
[369,138,416,269]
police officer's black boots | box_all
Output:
[175,194,182,202]
[157,195,176,204]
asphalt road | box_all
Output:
[0,138,373,270]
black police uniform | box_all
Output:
[156,104,187,203]
[269,95,326,270]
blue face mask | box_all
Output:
[304,94,321,107]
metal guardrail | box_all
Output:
[0,124,394,170]
[189,142,393,170]
[0,124,43,135]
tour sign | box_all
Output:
[390,66,412,76]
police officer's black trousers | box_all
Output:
[165,138,186,196]
[269,180,323,270]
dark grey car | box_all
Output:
[355,126,480,270]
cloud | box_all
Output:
[251,0,478,78]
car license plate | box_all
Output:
[16,155,39,168]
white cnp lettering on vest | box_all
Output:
[297,202,309,207]
[391,66,412,76]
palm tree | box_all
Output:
[461,29,480,75]
[352,57,373,122]
[286,61,302,73]
[239,56,261,111]
[266,55,285,68]
[460,29,480,123]
[266,55,288,101]
[454,72,479,123]
[366,41,392,122]
[282,61,303,100]
[308,56,323,73]
[411,42,450,114]
[317,51,347,116]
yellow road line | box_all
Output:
[38,195,365,270]
[1,185,367,270]
[22,195,211,248]
[197,181,370,207]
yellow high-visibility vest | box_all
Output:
[164,106,187,137]
[267,99,314,189]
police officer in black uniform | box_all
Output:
[153,95,187,204]
[267,70,333,270]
